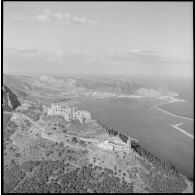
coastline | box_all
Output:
[152,105,193,121]
[170,123,194,139]
[151,101,194,139]
[96,120,193,183]
[76,97,193,179]
[71,96,193,182]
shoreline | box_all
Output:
[152,105,193,121]
[152,102,194,138]
[96,119,193,182]
[61,97,193,180]
[170,123,194,139]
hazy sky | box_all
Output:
[3,2,193,77]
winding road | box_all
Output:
[11,112,100,144]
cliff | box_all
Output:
[3,84,21,111]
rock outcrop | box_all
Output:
[3,84,21,111]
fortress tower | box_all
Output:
[47,104,91,124]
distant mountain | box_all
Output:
[3,74,30,100]
[3,74,64,104]
[3,84,21,111]
[3,74,179,104]
[3,74,146,101]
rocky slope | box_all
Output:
[3,75,193,193]
[3,84,21,111]
[3,107,193,193]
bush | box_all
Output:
[119,133,128,143]
[108,128,118,136]
[72,137,78,144]
[132,142,181,178]
[15,153,21,158]
[4,164,26,193]
[21,161,40,172]
[138,162,187,193]
[3,117,18,143]
[79,140,86,146]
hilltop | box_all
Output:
[3,101,193,193]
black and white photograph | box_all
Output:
[2,1,193,193]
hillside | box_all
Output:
[3,103,193,193]
[3,85,21,111]
[3,74,180,106]
[3,74,193,193]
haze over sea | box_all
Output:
[75,76,194,178]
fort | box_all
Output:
[97,137,131,151]
[47,104,91,124]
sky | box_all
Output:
[3,2,193,77]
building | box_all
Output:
[47,104,76,122]
[75,110,91,124]
[97,139,114,150]
[47,104,91,124]
[97,138,131,151]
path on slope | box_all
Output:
[11,112,100,145]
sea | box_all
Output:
[75,76,194,178]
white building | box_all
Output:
[47,104,91,124]
[97,138,131,151]
[97,139,114,150]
